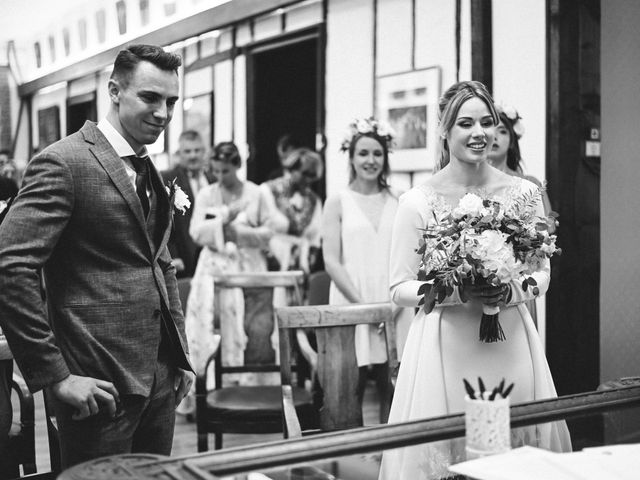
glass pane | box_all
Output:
[184,93,212,149]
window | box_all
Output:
[116,0,127,35]
[63,28,71,56]
[139,0,150,26]
[163,1,176,16]
[78,18,87,50]
[48,35,56,62]
[34,42,42,68]
[96,9,106,43]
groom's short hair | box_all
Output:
[111,44,182,87]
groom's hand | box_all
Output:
[174,368,195,407]
[51,374,120,420]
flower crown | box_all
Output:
[495,102,525,139]
[339,117,395,153]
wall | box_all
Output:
[492,0,547,183]
[325,0,376,196]
[492,0,547,344]
[600,0,640,382]
[325,0,467,196]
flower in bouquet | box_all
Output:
[165,179,191,215]
[416,188,560,342]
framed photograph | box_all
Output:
[376,66,441,172]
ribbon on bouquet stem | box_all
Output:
[480,304,506,342]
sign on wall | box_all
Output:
[376,66,441,173]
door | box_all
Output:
[246,30,325,198]
[66,92,97,135]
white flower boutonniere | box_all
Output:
[165,179,191,215]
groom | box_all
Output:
[0,44,194,468]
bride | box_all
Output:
[378,81,571,480]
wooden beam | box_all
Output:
[470,0,493,92]
[18,0,304,97]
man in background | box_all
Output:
[162,130,215,278]
[0,44,193,468]
[267,133,303,180]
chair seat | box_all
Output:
[206,385,313,420]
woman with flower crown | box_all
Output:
[487,103,554,231]
[487,104,554,326]
[181,141,286,415]
[321,117,413,423]
[378,82,570,480]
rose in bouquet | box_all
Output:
[416,188,560,342]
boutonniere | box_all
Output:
[165,179,191,215]
[0,197,14,225]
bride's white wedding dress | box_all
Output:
[379,177,571,480]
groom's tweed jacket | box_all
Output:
[0,121,192,395]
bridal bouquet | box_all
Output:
[417,188,560,342]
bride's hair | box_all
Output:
[435,81,498,171]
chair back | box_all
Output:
[306,270,330,305]
[211,271,305,384]
[276,302,398,437]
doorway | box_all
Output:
[66,92,97,135]
[246,32,323,197]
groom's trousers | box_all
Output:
[52,342,177,469]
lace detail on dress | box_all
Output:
[417,176,529,216]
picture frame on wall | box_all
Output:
[376,66,441,173]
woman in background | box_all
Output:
[261,147,324,277]
[487,103,555,324]
[182,142,283,413]
[487,103,554,228]
[321,117,412,423]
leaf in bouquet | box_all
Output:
[533,286,540,296]
[459,283,469,303]
[527,277,537,286]
[445,285,454,298]
[480,215,493,223]
[425,270,437,281]
[417,283,429,296]
[417,269,427,282]
[548,210,560,218]
[416,243,426,255]
[522,279,529,291]
[436,287,447,304]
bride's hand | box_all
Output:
[463,283,510,306]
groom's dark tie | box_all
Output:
[128,155,150,218]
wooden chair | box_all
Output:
[7,372,36,477]
[277,302,399,438]
[195,271,318,451]
[306,270,330,306]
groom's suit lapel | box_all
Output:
[147,161,173,261]
[80,122,156,256]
